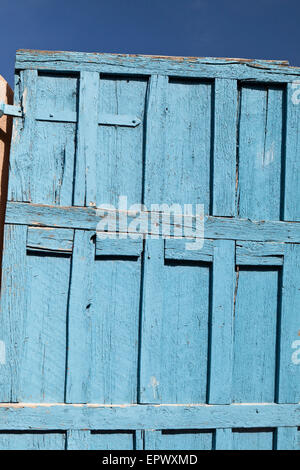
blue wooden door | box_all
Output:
[0,50,299,450]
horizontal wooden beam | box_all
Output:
[5,203,300,243]
[15,50,300,83]
[0,403,298,430]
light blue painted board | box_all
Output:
[67,430,135,450]
[96,75,147,207]
[284,83,300,221]
[213,79,237,216]
[30,122,76,205]
[238,84,284,220]
[277,244,300,403]
[31,74,78,206]
[232,429,274,450]
[163,78,212,210]
[8,70,37,202]
[208,240,235,404]
[0,225,27,402]
[232,268,279,403]
[144,430,214,450]
[0,404,299,430]
[0,432,66,450]
[6,202,300,243]
[276,427,298,450]
[139,239,164,403]
[140,239,210,404]
[74,71,99,206]
[143,75,168,205]
[16,50,300,83]
[66,230,141,403]
[65,230,95,402]
[214,429,232,450]
[18,252,71,402]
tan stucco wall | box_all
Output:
[0,76,13,273]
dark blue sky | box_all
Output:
[1,0,299,86]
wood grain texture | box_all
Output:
[0,225,27,401]
[96,75,147,208]
[277,244,300,403]
[6,202,300,242]
[208,240,235,404]
[67,430,135,450]
[232,267,279,403]
[144,430,214,450]
[284,83,300,221]
[276,427,299,450]
[27,227,73,253]
[143,75,168,206]
[8,70,37,202]
[140,239,210,404]
[66,230,141,403]
[15,50,300,82]
[1,50,299,449]
[74,71,99,206]
[18,251,71,402]
[238,84,284,221]
[0,404,298,430]
[213,79,237,216]
[232,428,274,450]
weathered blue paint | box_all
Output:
[0,50,299,450]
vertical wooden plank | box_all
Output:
[32,75,78,206]
[135,430,144,450]
[144,430,214,450]
[66,231,141,404]
[139,239,210,404]
[144,430,162,449]
[65,230,95,403]
[139,239,164,404]
[238,84,283,220]
[284,83,300,221]
[8,70,37,202]
[276,427,298,450]
[215,429,233,450]
[96,76,147,208]
[208,239,235,404]
[232,267,279,403]
[277,244,300,403]
[163,78,212,209]
[89,255,141,403]
[67,430,91,450]
[0,224,27,402]
[74,71,99,206]
[213,79,237,216]
[18,252,71,402]
[143,74,168,205]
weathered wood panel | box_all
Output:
[0,50,299,449]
